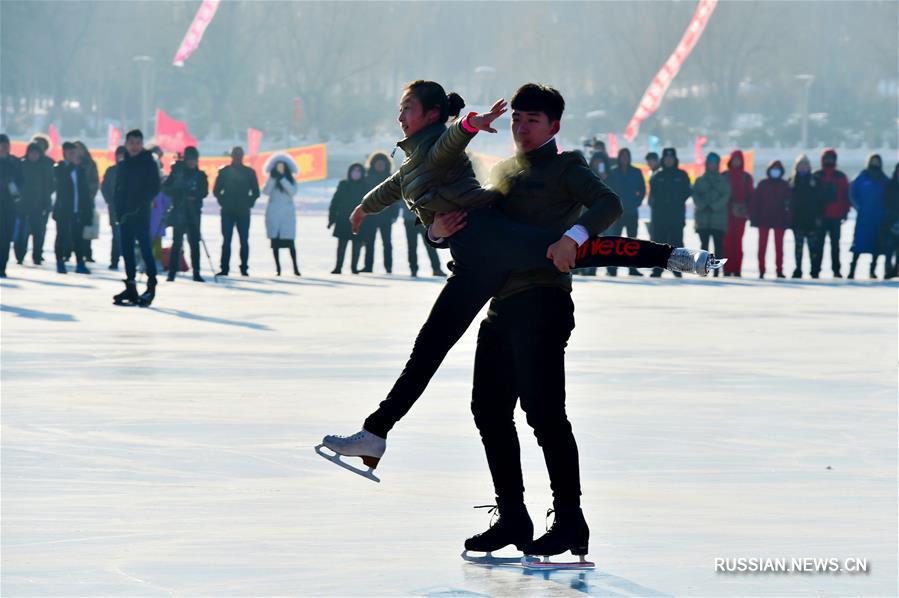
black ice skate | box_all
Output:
[138,276,157,308]
[113,280,140,306]
[315,429,386,483]
[461,504,533,565]
[521,508,595,570]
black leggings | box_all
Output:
[363,208,674,437]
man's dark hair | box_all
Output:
[511,83,565,122]
[125,129,143,141]
[0,133,9,144]
[183,146,199,160]
[61,141,76,152]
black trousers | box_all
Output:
[0,207,15,273]
[404,220,442,274]
[170,216,201,276]
[363,208,674,437]
[793,229,819,275]
[813,218,842,275]
[109,210,122,268]
[334,237,351,272]
[650,219,684,276]
[472,287,579,511]
[220,211,250,273]
[54,217,86,265]
[14,210,47,264]
[375,220,394,273]
[120,209,157,281]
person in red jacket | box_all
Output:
[750,160,792,278]
[811,148,851,278]
[723,150,753,276]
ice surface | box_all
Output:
[2,211,896,596]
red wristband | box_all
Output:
[461,111,478,134]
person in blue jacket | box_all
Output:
[848,154,888,279]
[604,147,646,276]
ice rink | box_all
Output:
[2,209,897,597]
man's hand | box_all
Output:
[547,235,579,273]
[431,210,467,239]
[467,99,508,134]
[350,204,366,234]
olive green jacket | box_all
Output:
[360,122,496,226]
[692,171,731,232]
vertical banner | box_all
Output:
[155,109,198,154]
[173,0,221,67]
[108,125,122,152]
[623,0,718,141]
[48,124,61,161]
[247,128,263,157]
[607,133,619,158]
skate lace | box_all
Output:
[337,431,365,441]
[544,508,556,532]
[473,504,500,528]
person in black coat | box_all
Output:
[648,147,691,277]
[0,134,24,277]
[52,141,94,274]
[113,129,161,304]
[101,145,126,270]
[328,163,366,274]
[789,154,825,278]
[214,146,260,276]
[164,146,209,282]
[881,164,899,279]
[355,152,398,273]
[14,142,56,266]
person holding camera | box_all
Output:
[164,146,208,282]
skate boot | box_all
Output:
[138,276,157,308]
[315,429,386,483]
[521,507,595,570]
[462,503,533,565]
[666,248,725,277]
[113,280,140,306]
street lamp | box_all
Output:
[133,56,154,135]
[795,74,815,148]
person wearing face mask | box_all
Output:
[811,149,850,278]
[749,161,791,278]
[848,154,889,279]
[328,163,367,274]
[691,152,730,278]
[881,164,899,279]
[788,154,825,279]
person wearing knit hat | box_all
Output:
[691,152,730,277]
[811,148,850,278]
[648,147,691,277]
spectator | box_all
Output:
[0,134,23,277]
[101,145,127,270]
[812,149,850,278]
[112,129,160,306]
[52,141,93,274]
[648,147,691,277]
[750,160,791,279]
[74,141,100,263]
[691,152,730,277]
[723,149,753,277]
[214,146,260,277]
[881,164,899,279]
[359,152,398,274]
[604,148,646,276]
[848,154,888,279]
[164,146,208,282]
[645,151,661,176]
[263,154,300,276]
[328,163,366,274]
[15,142,55,266]
[789,154,824,279]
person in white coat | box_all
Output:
[263,154,300,276]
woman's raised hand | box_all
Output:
[468,99,508,134]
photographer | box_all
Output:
[164,146,208,282]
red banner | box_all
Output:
[247,128,262,157]
[108,125,121,152]
[623,0,718,141]
[173,0,221,67]
[694,135,708,165]
[155,109,198,154]
[48,124,61,161]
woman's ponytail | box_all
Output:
[446,92,465,119]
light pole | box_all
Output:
[796,74,814,148]
[133,56,154,135]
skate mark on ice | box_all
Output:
[408,585,488,597]
[16,278,96,289]
[151,308,272,331]
[270,276,386,288]
[0,304,77,322]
